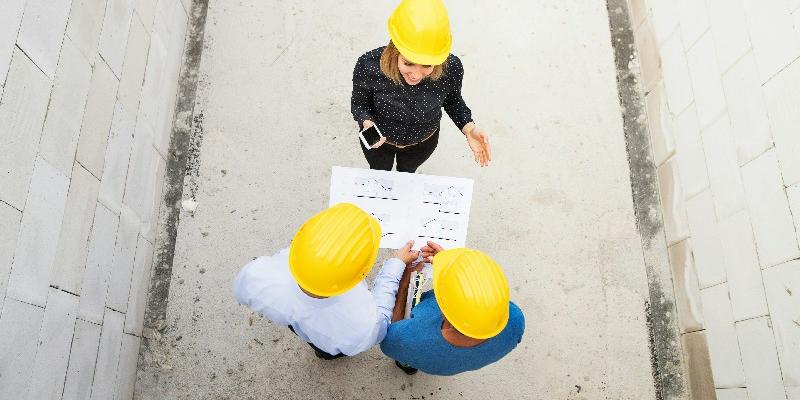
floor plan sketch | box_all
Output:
[329,166,474,248]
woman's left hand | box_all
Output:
[465,124,492,167]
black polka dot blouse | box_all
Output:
[351,46,474,146]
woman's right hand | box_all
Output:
[362,120,386,148]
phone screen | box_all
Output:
[361,126,381,146]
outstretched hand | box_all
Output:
[393,241,419,264]
[465,124,491,167]
[420,241,445,263]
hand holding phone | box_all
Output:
[359,122,385,149]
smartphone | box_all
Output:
[359,125,384,149]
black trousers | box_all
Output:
[288,325,345,360]
[360,130,439,173]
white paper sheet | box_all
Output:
[329,166,474,249]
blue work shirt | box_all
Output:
[380,291,525,376]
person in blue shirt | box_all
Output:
[380,242,525,375]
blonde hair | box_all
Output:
[380,41,445,85]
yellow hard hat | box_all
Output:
[433,248,510,339]
[289,203,381,297]
[387,0,452,66]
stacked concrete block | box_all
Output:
[629,0,800,397]
[0,0,189,398]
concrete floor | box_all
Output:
[135,0,658,399]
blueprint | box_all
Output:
[329,166,474,249]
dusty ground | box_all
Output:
[135,1,658,399]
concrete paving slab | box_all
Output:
[0,48,53,210]
[90,309,125,400]
[38,37,94,177]
[26,289,79,400]
[124,235,153,336]
[76,59,119,179]
[762,260,800,389]
[62,319,102,400]
[66,0,108,64]
[99,0,135,77]
[6,157,70,307]
[0,202,22,312]
[0,298,44,400]
[0,0,25,86]
[107,206,140,313]
[118,17,150,119]
[135,0,660,399]
[16,0,72,78]
[736,317,788,400]
[115,333,141,400]
[52,163,101,295]
[99,102,137,215]
[78,203,120,323]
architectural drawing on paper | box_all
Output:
[354,177,397,200]
[419,217,460,242]
[422,184,466,214]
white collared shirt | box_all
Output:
[232,248,405,356]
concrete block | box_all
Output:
[789,184,800,249]
[741,0,800,83]
[39,37,94,177]
[16,0,72,78]
[648,0,679,44]
[0,299,44,400]
[680,330,716,400]
[99,0,135,77]
[89,309,124,400]
[138,32,167,136]
[114,333,140,400]
[0,48,53,210]
[124,118,161,222]
[65,0,108,63]
[52,164,101,295]
[78,204,119,324]
[762,260,800,389]
[718,210,768,321]
[736,317,788,400]
[117,17,150,118]
[701,114,747,218]
[26,289,79,400]
[660,31,694,115]
[635,20,660,94]
[6,158,70,307]
[76,60,119,178]
[741,150,800,268]
[763,61,800,186]
[668,240,704,333]
[716,388,750,400]
[134,0,159,32]
[656,158,690,245]
[675,0,709,49]
[721,52,774,166]
[61,319,102,400]
[0,203,22,312]
[98,102,137,215]
[700,283,745,387]
[124,235,153,336]
[705,0,751,72]
[645,83,675,167]
[0,0,25,86]
[106,206,139,313]
[673,105,709,199]
[686,190,726,288]
[686,32,726,129]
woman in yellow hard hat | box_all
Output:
[351,0,492,173]
[232,203,419,359]
[380,243,525,375]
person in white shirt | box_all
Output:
[233,203,418,358]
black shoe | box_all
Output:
[395,360,418,375]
